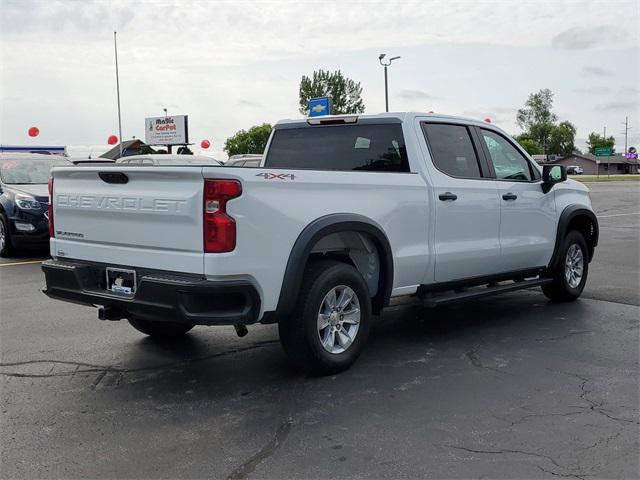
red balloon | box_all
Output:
[28,127,39,137]
[201,139,211,149]
[107,135,118,145]
[484,117,492,123]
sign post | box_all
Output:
[595,146,613,178]
[308,97,332,117]
[625,146,638,174]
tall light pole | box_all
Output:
[114,31,123,158]
[379,54,400,112]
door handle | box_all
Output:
[502,193,518,201]
[439,192,458,201]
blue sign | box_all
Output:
[308,97,331,117]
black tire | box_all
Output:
[128,317,194,337]
[278,259,372,375]
[0,214,13,258]
[542,230,589,302]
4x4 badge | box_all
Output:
[256,172,295,180]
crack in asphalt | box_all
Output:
[226,419,294,480]
[534,330,593,342]
[449,445,592,479]
[0,340,281,380]
[551,370,640,426]
[464,343,510,375]
[506,410,586,427]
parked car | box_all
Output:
[0,153,70,256]
[42,113,598,374]
[116,154,222,166]
[566,165,584,175]
[225,154,262,167]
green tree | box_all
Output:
[224,123,272,157]
[586,132,615,154]
[516,89,576,155]
[517,88,557,129]
[548,121,577,156]
[514,134,542,155]
[298,69,365,115]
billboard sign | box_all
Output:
[308,97,332,117]
[145,115,189,145]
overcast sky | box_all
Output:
[1,0,638,158]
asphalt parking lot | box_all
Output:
[1,182,638,479]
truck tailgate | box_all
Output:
[51,166,204,274]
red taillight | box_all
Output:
[203,179,242,253]
[48,177,54,238]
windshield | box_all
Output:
[0,158,68,184]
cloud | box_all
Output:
[236,99,264,109]
[618,86,639,96]
[597,100,639,112]
[573,86,611,94]
[551,25,626,50]
[581,66,613,77]
[398,89,439,101]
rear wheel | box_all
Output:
[278,259,372,375]
[542,230,589,302]
[0,214,13,257]
[128,317,194,338]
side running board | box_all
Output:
[421,278,553,307]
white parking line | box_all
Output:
[597,213,640,218]
[0,260,44,267]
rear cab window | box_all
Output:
[265,124,410,172]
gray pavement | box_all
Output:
[1,181,639,479]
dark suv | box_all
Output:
[0,153,70,256]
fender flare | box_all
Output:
[548,204,599,269]
[274,213,394,319]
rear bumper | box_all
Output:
[41,259,261,325]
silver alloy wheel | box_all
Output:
[0,219,5,253]
[565,243,584,289]
[317,285,361,354]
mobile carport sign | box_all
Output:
[145,115,189,145]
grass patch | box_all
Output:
[573,175,640,182]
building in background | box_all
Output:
[549,153,639,175]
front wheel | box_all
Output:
[542,230,589,302]
[0,214,13,257]
[279,259,372,375]
[128,317,194,338]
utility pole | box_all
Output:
[621,116,630,153]
[114,31,123,158]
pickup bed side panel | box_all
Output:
[202,167,430,314]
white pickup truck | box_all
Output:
[42,112,598,374]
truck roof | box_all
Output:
[275,112,499,130]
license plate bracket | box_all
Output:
[106,267,136,295]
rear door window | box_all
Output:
[421,123,483,179]
[265,124,410,172]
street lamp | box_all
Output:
[379,53,401,112]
